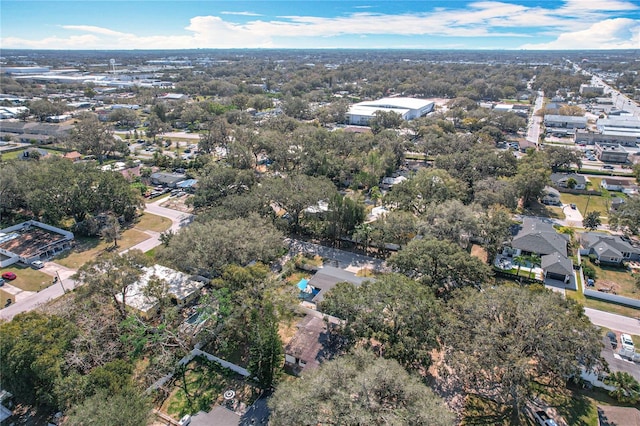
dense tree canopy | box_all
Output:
[158,214,284,275]
[269,349,454,426]
[0,312,77,407]
[442,286,602,424]
[389,236,492,296]
[320,274,441,369]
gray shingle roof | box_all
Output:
[541,253,573,276]
[511,218,568,256]
[581,232,639,256]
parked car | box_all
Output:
[1,271,17,280]
[31,260,45,269]
[606,331,618,349]
[570,204,577,210]
[0,278,5,287]
[603,165,614,170]
[621,334,635,351]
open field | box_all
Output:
[0,263,52,292]
[559,192,612,224]
[1,147,62,160]
[589,262,639,299]
[54,228,150,269]
[135,212,172,233]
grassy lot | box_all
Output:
[566,273,640,317]
[54,228,150,269]
[0,264,52,292]
[462,385,601,426]
[589,262,638,299]
[135,212,171,233]
[559,192,611,224]
[162,355,258,419]
[1,147,62,160]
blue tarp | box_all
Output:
[297,278,309,291]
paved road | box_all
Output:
[0,201,191,321]
[600,335,640,382]
[526,90,544,146]
[585,308,640,335]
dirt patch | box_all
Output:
[160,195,194,213]
[470,244,488,263]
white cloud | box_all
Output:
[1,1,638,49]
[220,11,262,16]
[61,25,130,37]
[519,18,640,49]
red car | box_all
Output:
[1,272,16,281]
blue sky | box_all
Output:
[1,1,639,50]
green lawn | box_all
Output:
[559,193,611,224]
[0,264,52,292]
[135,212,171,233]
[162,355,258,419]
[566,273,640,317]
[54,228,151,269]
[1,147,62,160]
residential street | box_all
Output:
[585,308,640,336]
[526,90,544,146]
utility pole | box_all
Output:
[55,270,66,294]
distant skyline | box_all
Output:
[1,1,639,51]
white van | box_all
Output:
[620,334,635,352]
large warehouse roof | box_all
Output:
[356,97,434,110]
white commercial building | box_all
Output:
[347,97,434,125]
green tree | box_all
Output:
[320,274,441,369]
[268,349,454,426]
[609,197,640,235]
[74,250,150,319]
[583,211,602,230]
[325,193,365,246]
[65,387,151,426]
[248,303,283,389]
[0,312,77,407]
[68,113,127,163]
[260,174,337,233]
[604,372,640,404]
[389,236,492,296]
[385,168,467,214]
[157,214,284,275]
[369,110,404,134]
[512,150,550,208]
[100,214,121,249]
[443,286,602,425]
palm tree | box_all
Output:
[527,254,541,279]
[514,254,526,278]
[604,372,640,404]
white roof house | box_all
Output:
[117,264,205,318]
[347,97,435,125]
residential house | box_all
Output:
[610,197,626,211]
[299,266,372,309]
[550,173,587,190]
[116,264,206,319]
[580,232,640,264]
[541,186,562,206]
[284,314,341,375]
[601,178,629,192]
[504,218,572,283]
[63,151,82,162]
[541,252,574,283]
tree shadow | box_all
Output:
[462,395,513,426]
